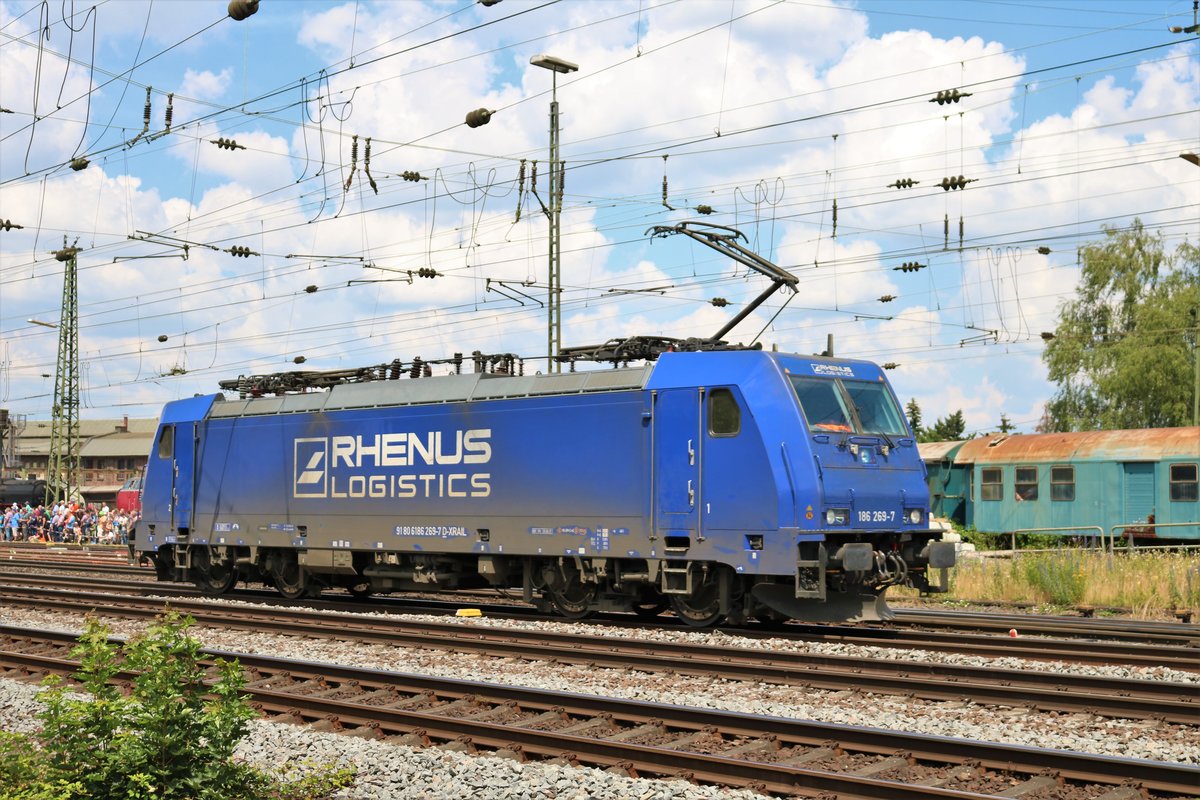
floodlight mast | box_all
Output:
[530,54,579,372]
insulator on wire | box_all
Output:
[515,159,526,222]
[882,362,899,370]
[157,334,169,343]
[892,261,925,273]
[53,246,80,262]
[465,108,492,128]
[344,134,359,191]
[831,199,838,238]
[878,294,896,303]
[710,297,728,307]
[1040,331,1055,341]
[930,88,972,105]
[661,155,674,210]
[227,245,256,258]
[557,162,565,208]
[943,214,949,249]
[363,137,378,194]
[959,215,964,250]
[70,157,90,171]
[478,0,502,6]
[0,107,12,113]
[228,0,259,21]
[305,285,318,293]
[530,160,538,197]
[212,137,245,151]
[0,219,24,231]
[141,87,152,133]
[695,204,714,215]
[888,178,918,189]
[1037,246,1051,255]
[938,174,975,191]
[402,170,423,182]
[293,356,306,364]
[164,93,174,131]
[416,267,437,278]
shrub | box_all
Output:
[9,611,354,800]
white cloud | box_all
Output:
[180,67,233,101]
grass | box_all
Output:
[896,550,1200,616]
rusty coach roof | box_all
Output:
[952,427,1200,465]
[918,441,965,461]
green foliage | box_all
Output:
[905,397,923,436]
[920,409,968,442]
[1020,551,1088,606]
[8,611,355,800]
[998,413,1015,433]
[1042,221,1199,431]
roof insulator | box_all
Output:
[892,261,925,273]
[69,157,90,171]
[930,88,972,105]
[0,219,24,232]
[227,0,259,21]
[1037,246,1051,255]
[157,334,169,343]
[227,245,257,258]
[882,362,899,370]
[695,204,715,215]
[939,175,976,191]
[465,108,493,128]
[878,294,896,303]
[293,356,307,364]
[212,137,245,151]
[710,297,728,307]
[305,284,318,293]
[888,178,918,189]
[402,170,424,182]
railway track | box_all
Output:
[0,583,1194,725]
[1,626,1194,799]
[1,568,1196,669]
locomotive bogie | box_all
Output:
[130,351,953,624]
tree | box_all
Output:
[921,410,967,442]
[1042,221,1199,431]
[905,398,923,437]
[998,414,1016,433]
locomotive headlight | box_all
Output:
[825,508,849,526]
[905,508,923,525]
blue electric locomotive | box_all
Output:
[130,349,954,624]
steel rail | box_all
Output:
[1,571,1196,669]
[0,589,1194,725]
[1,629,1195,798]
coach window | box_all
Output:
[156,426,174,459]
[708,388,741,436]
[1051,465,1075,501]
[1015,466,1038,501]
[1170,463,1198,502]
[981,467,1002,501]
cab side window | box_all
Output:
[156,426,174,459]
[708,388,741,436]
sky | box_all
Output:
[0,0,1197,434]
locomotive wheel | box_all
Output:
[547,575,596,620]
[270,553,320,600]
[191,548,237,596]
[670,592,725,627]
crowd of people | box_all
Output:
[2,501,138,545]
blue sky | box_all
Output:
[1,0,1197,433]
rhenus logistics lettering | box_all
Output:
[293,429,492,499]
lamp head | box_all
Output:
[530,54,578,74]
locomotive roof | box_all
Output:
[948,427,1200,465]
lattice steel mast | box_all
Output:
[46,239,80,505]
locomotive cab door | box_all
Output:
[653,388,702,544]
[170,422,197,534]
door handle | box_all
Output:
[687,479,695,507]
[687,438,695,465]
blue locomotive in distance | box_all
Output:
[130,349,955,624]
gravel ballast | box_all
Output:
[1,600,1196,798]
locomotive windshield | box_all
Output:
[789,376,908,436]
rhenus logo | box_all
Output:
[293,429,492,500]
[811,363,854,377]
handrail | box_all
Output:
[1110,521,1200,551]
[1010,526,1107,553]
